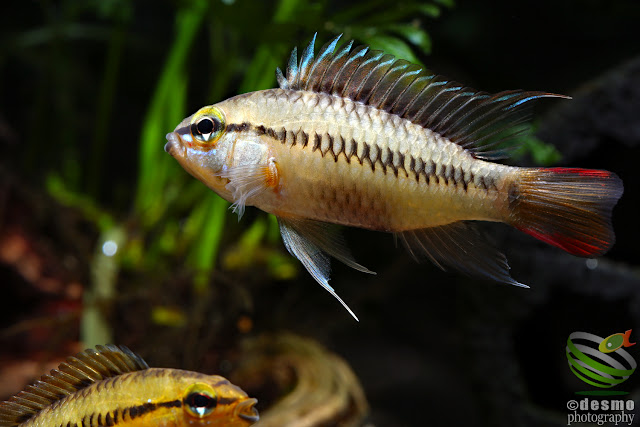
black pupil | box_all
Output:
[196,118,215,135]
[186,392,216,410]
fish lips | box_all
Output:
[236,398,259,423]
[164,132,185,157]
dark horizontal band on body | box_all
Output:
[227,121,497,191]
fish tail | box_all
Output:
[508,167,623,257]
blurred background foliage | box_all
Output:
[2,0,458,345]
[2,0,640,425]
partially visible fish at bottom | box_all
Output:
[0,345,259,427]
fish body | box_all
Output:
[0,345,259,427]
[165,34,623,320]
[200,89,510,229]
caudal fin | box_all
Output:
[509,168,623,257]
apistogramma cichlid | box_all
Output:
[0,345,258,426]
[165,34,623,321]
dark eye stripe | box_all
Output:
[186,392,216,409]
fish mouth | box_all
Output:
[236,398,259,423]
[164,132,185,157]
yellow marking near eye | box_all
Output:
[190,106,226,146]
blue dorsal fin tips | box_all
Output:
[275,34,569,160]
[276,67,288,89]
[297,32,317,85]
[303,34,342,90]
[286,46,299,85]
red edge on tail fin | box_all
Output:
[516,227,605,257]
[547,167,613,179]
[510,167,623,258]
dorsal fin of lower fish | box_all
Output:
[276,33,569,160]
[0,345,149,426]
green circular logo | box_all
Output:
[566,332,636,388]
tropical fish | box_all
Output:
[165,34,623,321]
[0,345,259,426]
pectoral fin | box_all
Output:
[218,158,279,220]
[277,217,375,321]
[398,222,528,287]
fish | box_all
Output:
[0,344,259,426]
[165,34,623,321]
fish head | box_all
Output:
[181,377,259,426]
[165,104,234,200]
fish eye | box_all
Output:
[190,107,225,145]
[184,384,218,418]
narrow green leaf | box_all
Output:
[366,35,420,64]
[135,0,208,223]
[385,24,432,53]
[418,4,441,17]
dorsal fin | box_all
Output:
[276,34,569,160]
[0,345,149,426]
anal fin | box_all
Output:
[277,217,375,321]
[398,222,527,288]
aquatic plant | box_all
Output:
[1,0,457,346]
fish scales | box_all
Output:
[165,34,623,320]
[220,88,508,230]
[24,370,188,427]
[0,345,259,426]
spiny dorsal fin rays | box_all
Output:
[276,34,569,160]
[343,49,384,99]
[320,39,355,95]
[0,345,148,426]
[275,67,288,89]
[297,32,317,87]
[286,46,299,88]
[304,35,343,91]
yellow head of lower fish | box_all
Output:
[161,372,259,426]
[0,344,259,427]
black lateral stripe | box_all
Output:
[409,156,418,181]
[478,176,487,190]
[226,122,250,133]
[226,122,479,188]
[430,161,439,184]
[326,134,336,160]
[216,396,239,406]
[312,133,322,151]
[396,151,406,177]
[359,142,370,167]
[349,139,358,164]
[336,135,346,160]
[71,400,182,425]
[288,129,297,146]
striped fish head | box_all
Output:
[165,104,235,200]
[178,375,259,426]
